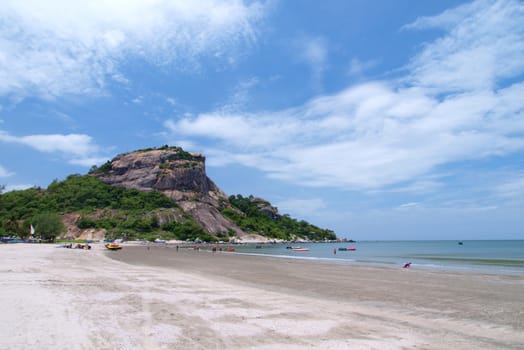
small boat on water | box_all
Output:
[291,247,309,252]
[105,243,122,250]
[338,246,357,251]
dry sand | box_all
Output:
[1,243,523,349]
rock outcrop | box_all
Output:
[250,197,280,220]
[91,147,246,237]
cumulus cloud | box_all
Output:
[167,81,524,189]
[0,0,267,100]
[165,0,524,191]
[0,130,106,166]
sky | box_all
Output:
[1,0,523,240]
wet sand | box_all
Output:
[1,243,523,349]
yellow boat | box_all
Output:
[105,243,122,250]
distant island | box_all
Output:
[0,146,337,243]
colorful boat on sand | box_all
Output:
[105,243,122,250]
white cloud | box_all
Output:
[404,0,524,92]
[302,37,328,67]
[396,202,421,210]
[0,164,14,178]
[3,184,34,192]
[165,0,524,192]
[167,82,524,190]
[294,35,329,87]
[222,77,260,112]
[495,173,524,199]
[0,0,267,100]
[0,130,106,166]
[132,96,143,104]
[347,58,379,77]
[374,179,444,195]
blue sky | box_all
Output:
[1,0,523,240]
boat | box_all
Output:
[291,247,309,252]
[338,246,357,251]
[105,243,122,250]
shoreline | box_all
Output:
[122,240,524,276]
[1,243,523,349]
[224,250,524,276]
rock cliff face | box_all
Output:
[91,147,245,237]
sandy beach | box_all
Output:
[1,244,523,349]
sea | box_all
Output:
[233,240,524,276]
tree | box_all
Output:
[3,216,21,237]
[31,213,66,242]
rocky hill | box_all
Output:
[90,146,248,238]
[0,146,337,242]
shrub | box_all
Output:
[77,217,97,229]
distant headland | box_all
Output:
[1,145,337,243]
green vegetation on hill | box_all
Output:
[0,174,176,217]
[222,194,336,241]
[0,174,213,242]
